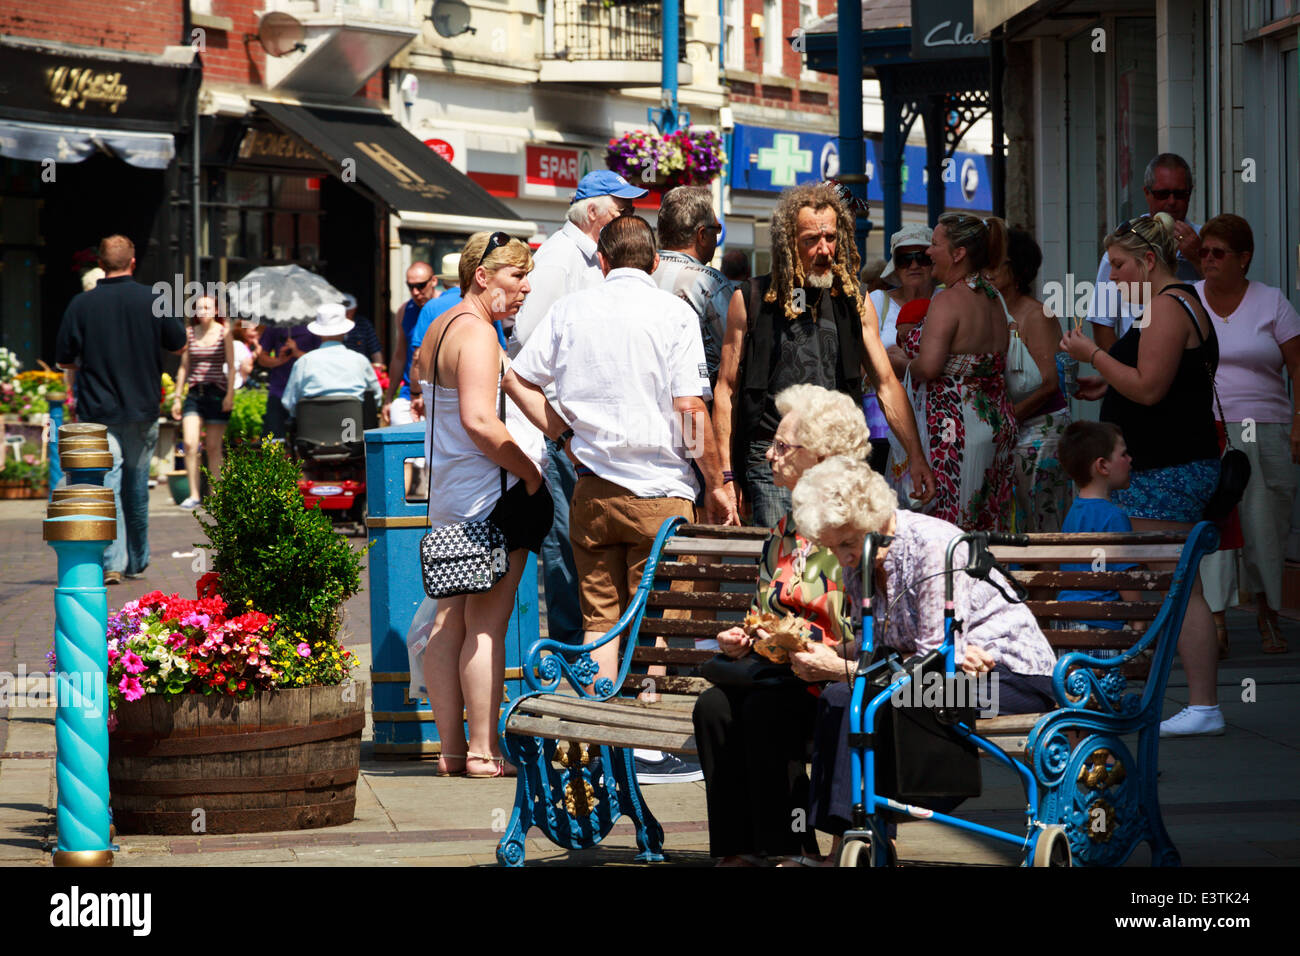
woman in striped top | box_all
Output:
[171,296,235,509]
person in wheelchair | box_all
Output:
[280,303,383,432]
[784,456,1058,846]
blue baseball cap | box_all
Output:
[571,170,648,204]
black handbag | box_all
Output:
[865,649,982,804]
[418,313,511,599]
[1165,292,1251,523]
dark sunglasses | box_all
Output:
[894,250,932,268]
[476,231,511,270]
[1199,246,1232,260]
[407,278,432,292]
[1147,188,1191,201]
[1114,217,1159,256]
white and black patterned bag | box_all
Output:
[418,311,511,599]
[419,520,509,598]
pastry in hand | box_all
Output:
[744,611,813,663]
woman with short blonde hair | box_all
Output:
[417,230,550,779]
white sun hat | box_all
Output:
[307,302,355,337]
[879,223,935,280]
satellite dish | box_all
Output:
[429,0,476,38]
[257,12,307,57]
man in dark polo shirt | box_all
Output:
[56,234,186,584]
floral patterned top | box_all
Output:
[868,510,1056,676]
[753,512,853,648]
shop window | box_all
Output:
[202,170,324,279]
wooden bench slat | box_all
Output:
[663,538,767,557]
[1025,601,1159,620]
[999,532,1187,545]
[647,591,754,611]
[990,544,1186,561]
[638,619,728,638]
[520,696,695,733]
[630,647,716,664]
[1010,570,1173,589]
[620,675,712,696]
[1041,628,1146,646]
[507,715,696,755]
[655,562,762,582]
[676,523,771,539]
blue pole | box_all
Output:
[880,73,903,243]
[653,0,681,134]
[47,399,65,496]
[836,0,868,259]
[45,511,116,867]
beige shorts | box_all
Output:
[569,475,694,631]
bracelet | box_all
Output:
[557,428,574,447]
[721,470,735,484]
[1089,347,1102,365]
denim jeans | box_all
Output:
[102,420,159,575]
[742,439,791,531]
[541,437,583,645]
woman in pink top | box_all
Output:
[1194,215,1300,654]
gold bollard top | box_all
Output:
[59,447,114,470]
[46,497,116,519]
[58,422,107,441]
[52,849,114,867]
[43,514,116,542]
[51,485,115,504]
[58,435,109,451]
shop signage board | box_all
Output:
[522,143,597,199]
[910,0,990,60]
[729,123,993,212]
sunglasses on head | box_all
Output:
[1114,217,1159,256]
[476,231,511,271]
[894,250,932,268]
[1148,188,1191,201]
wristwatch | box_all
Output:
[557,428,574,447]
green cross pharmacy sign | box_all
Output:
[756,133,813,187]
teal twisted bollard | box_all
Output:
[45,513,116,867]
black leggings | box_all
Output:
[692,683,821,859]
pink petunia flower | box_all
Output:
[122,651,147,674]
[118,675,144,701]
[296,642,311,657]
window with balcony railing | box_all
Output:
[546,0,688,62]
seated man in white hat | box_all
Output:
[280,302,383,420]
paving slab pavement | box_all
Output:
[3,488,1299,867]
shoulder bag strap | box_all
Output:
[498,358,507,497]
[1162,289,1231,446]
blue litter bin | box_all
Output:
[365,422,539,756]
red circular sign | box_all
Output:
[424,138,454,163]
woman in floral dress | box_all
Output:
[899,214,1017,530]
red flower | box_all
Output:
[196,571,221,600]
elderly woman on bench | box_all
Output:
[692,384,871,867]
[784,455,1058,849]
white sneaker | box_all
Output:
[1159,706,1225,738]
[180,497,201,510]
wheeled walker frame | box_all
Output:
[840,530,1072,867]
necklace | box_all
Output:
[965,274,998,300]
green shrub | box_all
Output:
[226,387,268,444]
[196,441,369,686]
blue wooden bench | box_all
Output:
[496,518,1219,866]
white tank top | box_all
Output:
[420,362,546,527]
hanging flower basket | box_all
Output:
[605,128,726,191]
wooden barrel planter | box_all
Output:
[108,686,364,835]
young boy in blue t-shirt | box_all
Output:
[1057,421,1142,655]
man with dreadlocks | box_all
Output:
[713,182,934,528]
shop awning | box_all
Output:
[251,100,536,236]
[0,117,175,169]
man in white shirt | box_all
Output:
[512,170,649,652]
[505,218,736,760]
[1089,153,1203,349]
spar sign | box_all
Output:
[523,143,596,198]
